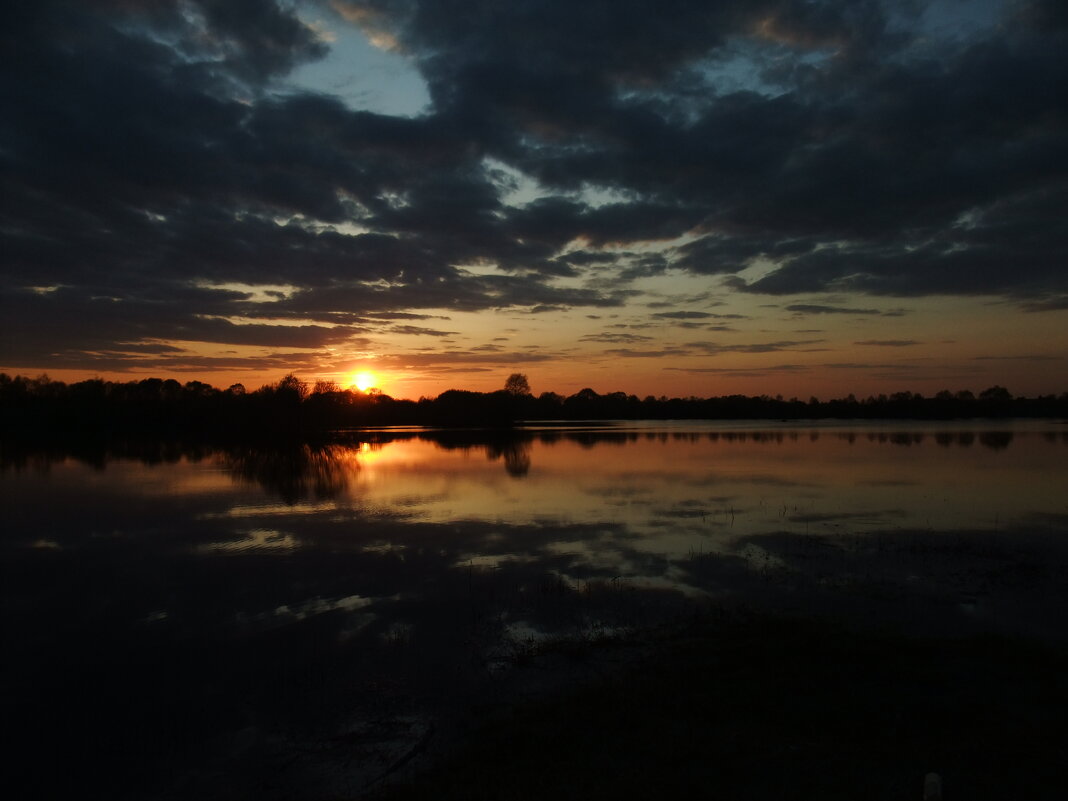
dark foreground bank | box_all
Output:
[371,612,1068,801]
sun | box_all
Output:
[350,371,377,392]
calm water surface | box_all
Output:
[4,421,1068,799]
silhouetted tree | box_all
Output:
[276,374,308,401]
[504,373,532,396]
[979,385,1011,402]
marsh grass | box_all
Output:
[373,612,1068,801]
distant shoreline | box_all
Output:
[3,373,1067,438]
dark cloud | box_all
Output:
[377,350,556,368]
[674,233,819,276]
[822,363,912,370]
[580,332,655,344]
[853,340,922,347]
[685,339,826,355]
[651,311,717,320]
[1018,0,1068,30]
[785,305,884,316]
[3,0,1067,372]
[603,348,690,358]
[665,364,809,377]
[388,325,458,337]
[0,286,371,369]
[367,312,450,321]
[972,355,1064,362]
[1020,296,1068,312]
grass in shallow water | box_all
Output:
[373,613,1068,801]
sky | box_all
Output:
[2,0,1066,400]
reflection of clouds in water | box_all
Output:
[786,510,908,525]
[384,493,450,509]
[702,528,1068,639]
[201,502,338,518]
[197,528,300,553]
[258,593,375,625]
[585,484,657,498]
[681,473,817,488]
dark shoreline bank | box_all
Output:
[371,609,1068,801]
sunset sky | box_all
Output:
[2,0,1066,400]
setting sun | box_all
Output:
[350,371,377,392]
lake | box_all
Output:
[4,421,1068,799]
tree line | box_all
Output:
[1,372,1066,438]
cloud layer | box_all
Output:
[2,0,1066,379]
